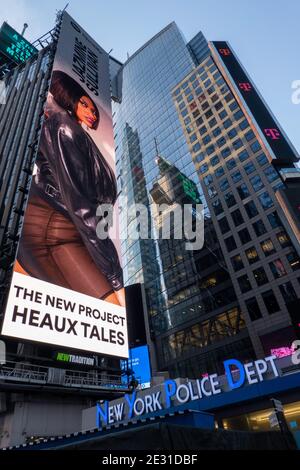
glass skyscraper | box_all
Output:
[112,24,256,377]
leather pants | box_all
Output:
[17,194,114,299]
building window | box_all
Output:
[229,101,239,111]
[217,136,227,148]
[251,140,261,153]
[225,236,237,252]
[196,152,205,163]
[260,239,276,256]
[206,145,215,156]
[245,129,255,141]
[213,127,222,137]
[201,102,209,111]
[223,118,232,129]
[205,110,213,119]
[211,155,220,166]
[203,174,213,186]
[238,275,252,293]
[232,138,243,150]
[220,178,230,191]
[231,209,244,226]
[258,191,274,209]
[199,125,208,135]
[239,119,249,131]
[212,199,224,216]
[203,135,212,145]
[252,220,267,236]
[238,149,249,162]
[276,231,291,248]
[219,217,230,234]
[199,163,209,174]
[231,254,244,271]
[231,171,242,183]
[228,128,238,139]
[250,175,264,191]
[225,192,236,208]
[264,166,279,183]
[237,183,250,200]
[215,101,223,111]
[192,109,200,118]
[244,162,256,175]
[246,247,259,264]
[245,200,259,218]
[253,267,268,286]
[238,228,251,244]
[279,282,297,303]
[234,109,244,121]
[209,117,217,128]
[193,142,201,153]
[219,110,227,120]
[195,117,203,127]
[225,92,234,103]
[226,158,236,170]
[221,147,231,159]
[246,297,262,321]
[287,251,300,271]
[215,167,225,178]
[256,153,268,166]
[269,259,287,279]
[208,186,217,198]
[190,133,197,143]
[267,211,282,229]
[262,290,280,314]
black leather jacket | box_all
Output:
[32,110,123,291]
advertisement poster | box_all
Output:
[1,12,128,358]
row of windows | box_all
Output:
[212,189,274,219]
[244,280,299,321]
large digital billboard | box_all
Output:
[1,12,128,358]
[121,345,151,389]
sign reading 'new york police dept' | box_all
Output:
[97,355,279,426]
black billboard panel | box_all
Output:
[212,41,298,165]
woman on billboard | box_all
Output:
[17,70,125,307]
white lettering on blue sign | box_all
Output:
[96,355,279,426]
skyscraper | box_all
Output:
[173,41,300,360]
[112,23,256,378]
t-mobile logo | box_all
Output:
[219,48,231,56]
[264,128,281,140]
[238,82,252,92]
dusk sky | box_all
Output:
[1,0,299,153]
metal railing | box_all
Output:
[0,361,129,391]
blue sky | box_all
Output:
[1,0,299,153]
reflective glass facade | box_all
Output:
[174,48,300,358]
[113,23,254,377]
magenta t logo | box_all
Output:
[219,48,231,56]
[264,128,281,140]
[239,82,252,92]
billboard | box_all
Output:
[0,22,37,65]
[212,41,299,165]
[121,345,151,389]
[1,12,128,358]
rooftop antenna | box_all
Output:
[21,23,28,37]
[62,3,69,11]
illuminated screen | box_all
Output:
[1,12,128,358]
